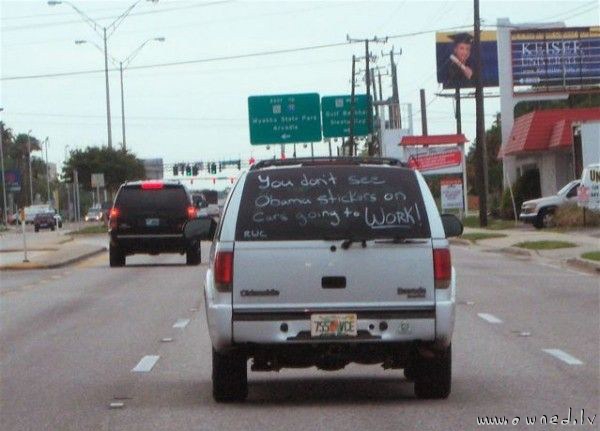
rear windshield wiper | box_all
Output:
[321,234,369,249]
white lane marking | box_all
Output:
[477,313,503,324]
[173,318,190,329]
[542,349,584,365]
[131,355,160,372]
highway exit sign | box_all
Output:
[248,93,322,145]
[321,95,372,138]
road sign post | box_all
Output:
[248,93,322,145]
[321,95,372,139]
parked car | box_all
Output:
[34,212,57,232]
[108,180,201,267]
[195,157,462,402]
[84,208,103,222]
[519,180,581,229]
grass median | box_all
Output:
[463,215,518,230]
[70,224,107,235]
[461,232,508,243]
[581,251,600,261]
[514,240,577,250]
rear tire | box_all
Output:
[51,226,55,231]
[186,245,201,265]
[34,226,39,232]
[413,345,452,399]
[109,244,125,267]
[212,348,248,402]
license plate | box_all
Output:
[145,218,159,227]
[310,314,357,337]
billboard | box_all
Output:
[436,31,499,89]
[441,178,464,210]
[511,27,600,90]
[4,169,21,192]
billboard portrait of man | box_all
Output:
[436,31,499,89]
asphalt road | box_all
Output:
[1,241,598,430]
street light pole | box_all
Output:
[119,61,126,150]
[45,137,51,204]
[27,130,33,205]
[49,0,159,149]
[0,109,8,226]
[103,28,113,148]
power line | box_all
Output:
[1,24,471,82]
[1,0,234,32]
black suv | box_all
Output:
[108,180,200,267]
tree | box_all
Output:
[62,146,146,194]
[466,114,503,198]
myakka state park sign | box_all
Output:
[248,93,322,145]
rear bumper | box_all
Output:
[110,232,188,254]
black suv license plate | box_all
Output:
[145,218,159,227]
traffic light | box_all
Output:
[218,162,222,172]
[210,163,217,174]
[185,164,192,176]
[173,165,179,176]
[192,164,199,176]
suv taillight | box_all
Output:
[214,251,233,292]
[433,248,451,289]
[109,207,119,229]
[187,206,197,219]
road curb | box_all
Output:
[0,247,107,271]
[566,258,600,274]
[494,246,534,257]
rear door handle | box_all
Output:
[322,276,346,289]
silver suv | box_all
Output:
[186,157,463,402]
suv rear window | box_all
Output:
[235,166,430,241]
[116,186,190,212]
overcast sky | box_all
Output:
[1,0,598,183]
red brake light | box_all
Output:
[109,207,119,229]
[187,206,197,219]
[141,181,164,190]
[214,251,234,292]
[433,248,451,289]
[109,208,119,219]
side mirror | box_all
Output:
[441,213,463,238]
[184,218,217,241]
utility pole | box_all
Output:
[455,88,462,134]
[419,89,428,135]
[349,55,356,156]
[119,61,126,150]
[388,48,402,128]
[44,137,51,204]
[27,130,33,205]
[474,0,489,227]
[103,28,113,148]
[347,35,387,156]
[365,40,373,156]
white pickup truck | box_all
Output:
[519,180,581,229]
[185,157,464,402]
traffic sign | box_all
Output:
[321,95,372,138]
[248,93,322,145]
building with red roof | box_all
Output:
[500,108,600,196]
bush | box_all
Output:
[554,204,600,228]
[500,169,541,219]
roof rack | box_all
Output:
[249,156,405,170]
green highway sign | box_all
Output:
[321,95,372,138]
[248,93,322,145]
